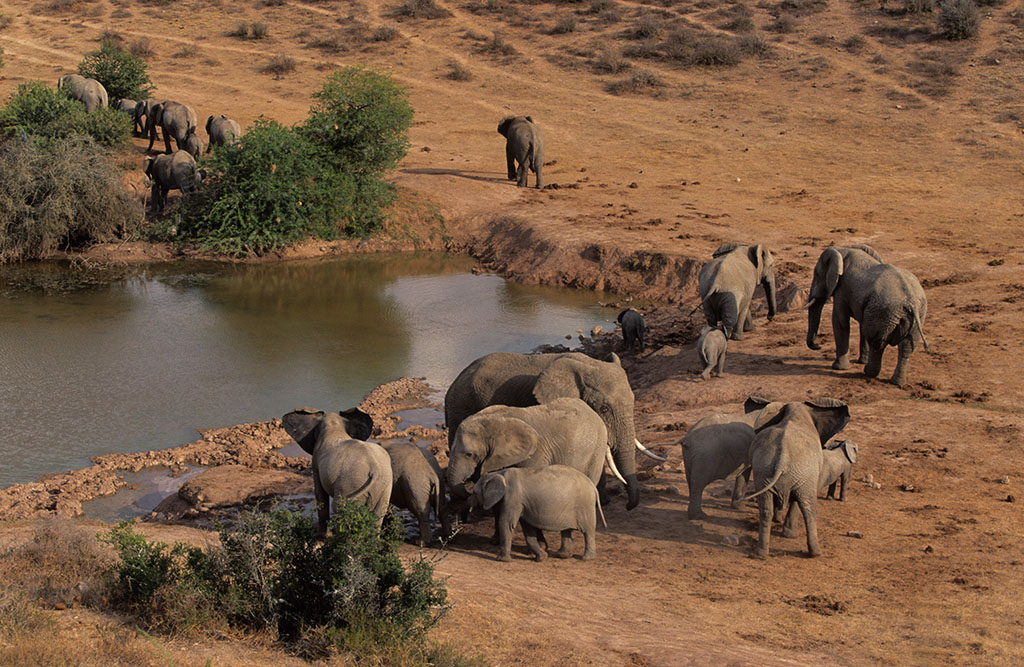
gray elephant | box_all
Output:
[445,352,662,511]
[819,439,857,501]
[383,442,452,546]
[806,245,928,388]
[57,74,108,113]
[282,407,393,534]
[497,115,544,188]
[205,114,242,150]
[696,242,777,340]
[114,99,136,119]
[147,100,198,154]
[144,151,200,214]
[134,98,165,137]
[617,308,645,351]
[679,404,765,520]
[735,397,850,559]
[473,466,605,561]
[181,126,204,159]
[697,325,728,380]
[446,397,625,500]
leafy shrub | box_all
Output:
[0,81,131,146]
[77,41,154,102]
[0,137,138,262]
[938,0,979,39]
[393,0,452,18]
[263,54,297,78]
[303,66,413,176]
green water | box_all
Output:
[0,254,617,487]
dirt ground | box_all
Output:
[2,0,1024,664]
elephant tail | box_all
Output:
[911,307,929,352]
[342,475,375,501]
[687,285,717,316]
[431,478,441,523]
[733,460,783,504]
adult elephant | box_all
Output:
[805,244,928,388]
[134,98,165,137]
[735,397,850,559]
[144,151,200,214]
[446,397,626,499]
[445,352,660,510]
[497,115,544,188]
[282,407,392,533]
[697,242,777,340]
[147,100,198,154]
[57,74,108,113]
[205,114,242,150]
[679,406,760,520]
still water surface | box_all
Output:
[0,254,615,487]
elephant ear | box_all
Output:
[804,398,850,445]
[753,402,788,432]
[339,407,374,441]
[849,244,883,263]
[821,247,844,299]
[606,352,622,367]
[842,440,858,464]
[712,242,744,258]
[477,473,508,511]
[743,395,772,414]
[532,357,584,404]
[617,309,627,324]
[479,417,540,475]
[205,115,213,134]
[497,116,514,136]
[748,244,773,278]
[282,408,325,455]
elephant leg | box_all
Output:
[754,493,772,559]
[826,481,837,500]
[838,473,848,501]
[522,523,547,561]
[149,183,161,213]
[742,307,755,332]
[314,483,329,537]
[582,528,595,561]
[491,515,501,545]
[832,309,852,370]
[730,468,750,509]
[417,510,432,547]
[864,344,884,379]
[554,529,573,559]
[781,500,800,538]
[856,322,869,364]
[687,477,708,520]
[890,338,913,388]
[506,146,517,180]
[796,493,821,557]
[722,294,741,340]
[516,158,529,187]
[715,353,726,377]
[701,365,712,381]
[163,129,173,155]
[496,510,517,562]
[533,163,543,189]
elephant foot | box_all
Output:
[782,527,800,539]
[890,375,908,388]
[806,548,822,558]
[832,359,851,371]
[553,550,571,560]
[731,332,745,341]
[497,553,512,562]
[700,370,711,381]
[688,510,709,521]
[751,547,769,560]
[854,356,867,365]
[534,551,548,562]
[581,551,595,561]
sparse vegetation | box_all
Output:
[0,12,12,29]
[172,43,200,58]
[768,14,796,32]
[228,21,249,38]
[479,31,517,56]
[373,24,400,41]
[608,68,664,95]
[738,33,773,56]
[77,41,154,102]
[0,81,132,146]
[392,0,452,19]
[127,37,154,58]
[251,21,269,39]
[308,35,347,53]
[551,15,577,34]
[691,35,743,66]
[634,13,665,39]
[262,53,297,78]
[903,0,936,13]
[446,60,473,81]
[938,0,980,40]
[595,46,630,73]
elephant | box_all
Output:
[205,114,242,150]
[147,100,198,154]
[473,465,605,561]
[497,115,544,188]
[445,351,663,511]
[617,308,645,351]
[735,397,850,559]
[114,99,136,119]
[446,397,626,501]
[282,407,393,534]
[697,325,728,380]
[57,74,108,113]
[134,98,165,137]
[806,244,928,388]
[696,242,777,340]
[819,439,858,501]
[679,406,760,520]
[144,150,200,214]
[181,126,204,159]
[383,442,452,546]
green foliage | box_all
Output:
[77,41,154,102]
[100,504,449,660]
[938,0,980,39]
[0,81,131,147]
[304,66,413,176]
[0,136,138,263]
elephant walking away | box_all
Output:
[114,99,136,119]
[697,325,728,380]
[805,244,928,387]
[147,100,199,154]
[383,442,452,546]
[57,74,108,113]
[134,98,165,137]
[617,308,645,351]
[181,127,204,159]
[736,397,850,558]
[206,114,242,150]
[696,243,777,340]
[473,466,605,561]
[497,115,544,188]
[819,440,858,501]
[445,351,663,511]
[144,150,201,214]
[282,407,393,533]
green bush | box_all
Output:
[101,504,449,657]
[938,0,980,39]
[0,137,139,262]
[77,41,154,102]
[0,81,131,147]
[303,66,413,176]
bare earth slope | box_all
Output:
[2,0,1024,664]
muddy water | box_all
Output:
[0,254,616,487]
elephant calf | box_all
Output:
[697,242,777,341]
[181,127,204,160]
[617,308,645,351]
[697,325,728,380]
[383,442,452,546]
[473,465,605,562]
[819,439,858,501]
[144,151,200,214]
[282,407,393,534]
[680,405,760,520]
[497,115,544,188]
[206,114,242,150]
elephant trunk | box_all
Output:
[806,297,825,350]
[763,272,777,320]
[608,416,640,511]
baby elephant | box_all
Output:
[820,439,858,501]
[617,308,645,351]
[474,466,605,562]
[697,325,728,380]
[383,442,452,546]
[497,115,544,188]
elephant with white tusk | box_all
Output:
[282,407,392,534]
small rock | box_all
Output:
[722,535,740,546]
[420,146,431,152]
[1004,494,1016,503]
[870,482,882,489]
[628,182,638,188]
[845,531,863,539]
[863,473,873,483]
[591,325,603,337]
[735,177,741,183]
[576,329,583,334]
[924,545,934,553]
[899,483,919,493]
[999,476,1009,485]
[564,334,572,340]
[54,603,66,611]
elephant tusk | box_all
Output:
[635,439,667,462]
[605,448,628,485]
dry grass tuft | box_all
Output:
[262,53,297,78]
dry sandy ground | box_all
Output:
[2,0,1024,664]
